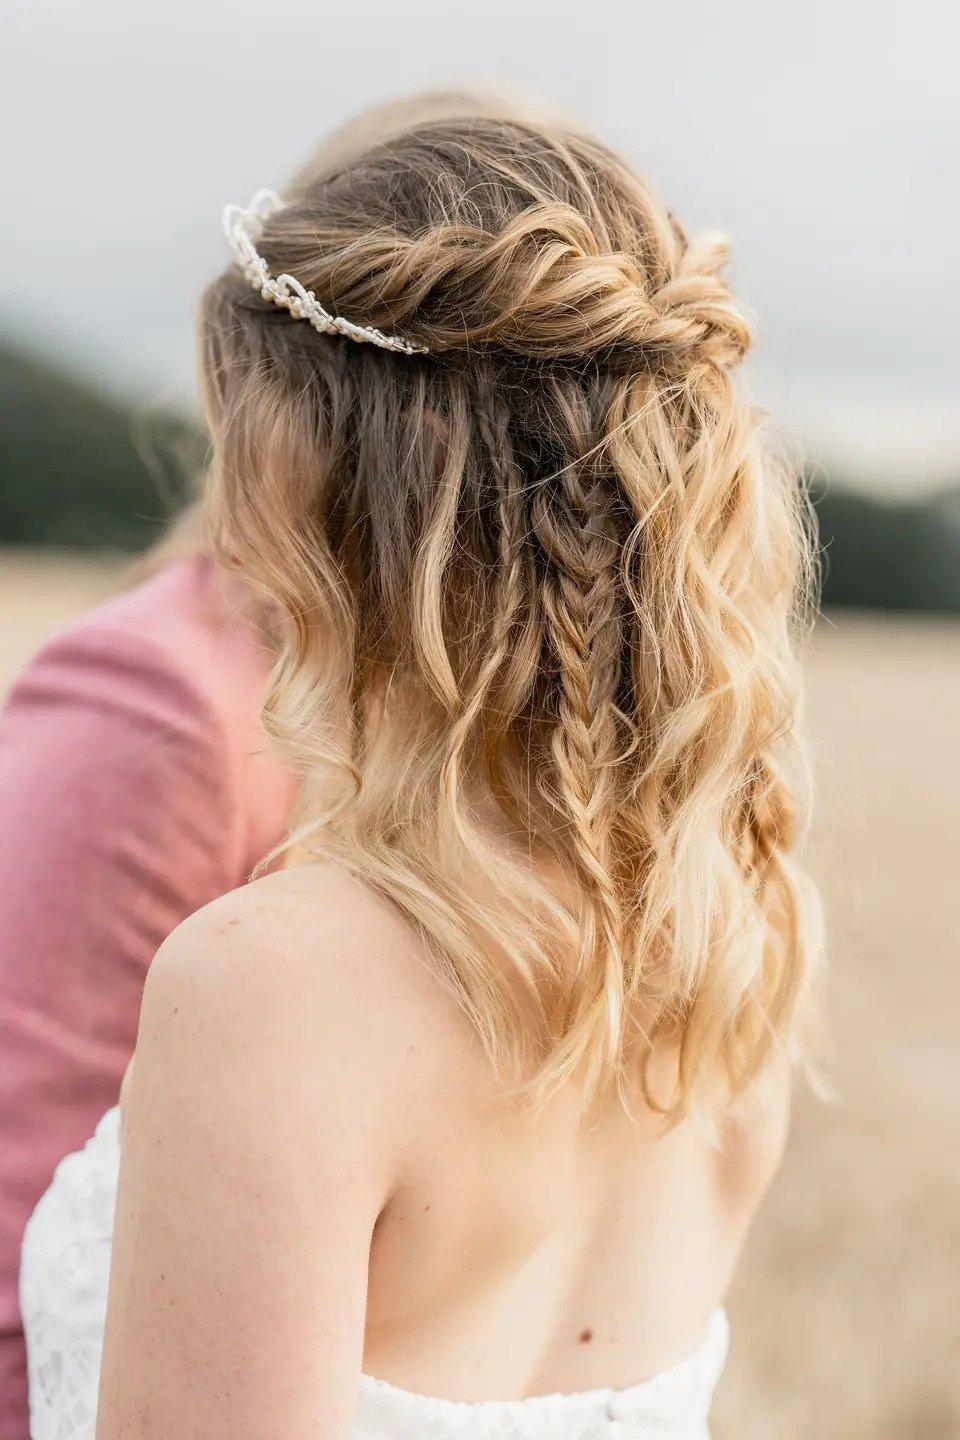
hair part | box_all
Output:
[199,99,822,1116]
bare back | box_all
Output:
[39,847,796,1440]
[112,861,788,1409]
[363,927,788,1401]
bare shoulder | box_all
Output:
[102,861,439,1437]
[144,860,460,1041]
[137,861,472,1141]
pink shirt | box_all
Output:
[0,556,296,1439]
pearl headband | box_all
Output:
[222,189,428,356]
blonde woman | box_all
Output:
[20,93,820,1440]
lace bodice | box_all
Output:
[20,1108,728,1439]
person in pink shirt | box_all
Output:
[0,552,296,1439]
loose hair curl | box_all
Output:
[200,103,821,1115]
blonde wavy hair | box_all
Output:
[199,93,821,1115]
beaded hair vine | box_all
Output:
[222,189,429,356]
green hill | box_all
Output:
[813,477,960,613]
[0,343,200,550]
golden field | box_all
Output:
[2,550,958,1438]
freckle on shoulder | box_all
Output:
[140,857,475,1128]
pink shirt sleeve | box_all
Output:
[0,624,240,1440]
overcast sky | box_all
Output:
[1,0,957,488]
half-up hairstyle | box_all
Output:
[199,97,821,1115]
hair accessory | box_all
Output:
[222,189,428,356]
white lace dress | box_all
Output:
[20,1108,729,1440]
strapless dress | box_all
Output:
[20,1107,728,1439]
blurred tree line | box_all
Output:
[1,342,959,612]
[0,344,199,551]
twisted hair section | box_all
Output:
[200,105,821,1114]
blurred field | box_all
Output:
[716,614,960,1439]
[0,549,126,678]
[1,551,958,1438]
